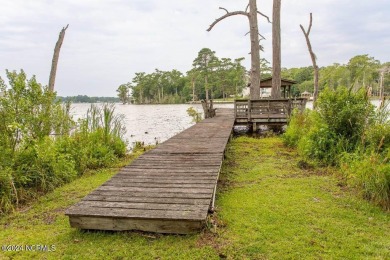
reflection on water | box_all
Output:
[70,103,233,148]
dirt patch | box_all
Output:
[43,213,57,224]
[196,213,229,253]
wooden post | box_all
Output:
[234,100,237,118]
[248,100,252,121]
[253,122,257,132]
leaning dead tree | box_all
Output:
[48,24,69,92]
[207,1,270,100]
[300,13,319,105]
[271,0,281,98]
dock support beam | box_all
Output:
[252,122,257,132]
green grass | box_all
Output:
[1,137,389,259]
[216,137,390,259]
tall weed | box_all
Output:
[0,71,128,214]
[284,87,390,208]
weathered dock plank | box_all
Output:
[65,108,234,234]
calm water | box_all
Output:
[70,103,233,148]
[71,100,382,148]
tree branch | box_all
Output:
[245,4,249,13]
[259,34,266,40]
[245,31,265,40]
[207,10,249,31]
[300,13,313,36]
[299,24,307,36]
[219,7,229,14]
[308,13,313,35]
[257,11,271,23]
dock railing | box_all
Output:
[234,98,307,124]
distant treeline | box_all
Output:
[117,48,247,104]
[281,54,390,96]
[117,51,389,104]
[57,95,120,103]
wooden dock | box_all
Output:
[234,99,307,129]
[65,108,235,234]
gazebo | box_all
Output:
[259,77,297,99]
[301,91,312,100]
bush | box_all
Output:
[0,168,15,214]
[0,71,129,214]
[341,152,390,209]
[298,123,339,166]
[284,86,390,208]
[316,87,374,145]
[285,87,374,165]
[283,109,313,147]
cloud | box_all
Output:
[0,0,389,96]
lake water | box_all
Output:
[70,103,233,148]
[71,100,382,148]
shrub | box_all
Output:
[341,152,390,209]
[316,87,374,145]
[0,71,129,214]
[0,168,15,214]
[284,86,390,208]
[187,107,202,123]
[283,109,313,147]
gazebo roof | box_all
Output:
[259,77,297,88]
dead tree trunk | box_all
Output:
[300,14,319,106]
[271,0,282,99]
[379,71,384,104]
[191,77,196,102]
[201,99,216,118]
[248,0,261,100]
[205,74,209,101]
[207,1,270,100]
[378,67,390,107]
[49,24,69,92]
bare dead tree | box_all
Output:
[48,24,69,92]
[271,0,281,99]
[300,13,319,106]
[378,66,390,106]
[207,1,270,100]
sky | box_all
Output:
[1,0,389,97]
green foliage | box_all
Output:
[0,71,128,214]
[1,137,389,259]
[282,54,388,96]
[341,152,390,209]
[316,87,374,146]
[128,48,247,104]
[116,83,131,104]
[284,86,390,208]
[283,109,313,147]
[69,104,127,172]
[217,137,390,259]
[186,107,202,123]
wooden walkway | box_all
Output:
[65,108,235,234]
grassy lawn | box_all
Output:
[1,137,389,259]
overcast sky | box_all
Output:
[1,0,389,96]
